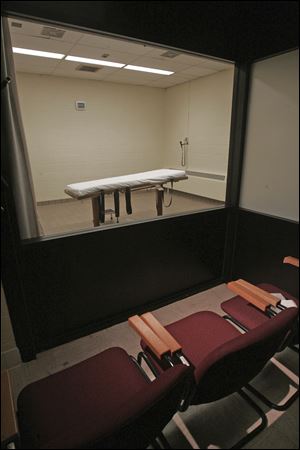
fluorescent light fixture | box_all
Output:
[12,47,65,59]
[65,55,125,68]
[124,65,174,75]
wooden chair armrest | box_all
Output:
[128,315,170,359]
[141,312,182,355]
[1,371,19,447]
[236,279,280,307]
[283,256,299,268]
[227,281,269,312]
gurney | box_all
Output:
[65,169,188,226]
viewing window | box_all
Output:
[9,17,234,236]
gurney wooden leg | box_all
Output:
[156,187,164,216]
[91,197,100,227]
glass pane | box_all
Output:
[9,17,234,236]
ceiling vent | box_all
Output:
[41,26,66,38]
[11,22,23,28]
[160,50,180,58]
[76,65,100,73]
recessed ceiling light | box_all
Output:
[12,47,65,59]
[124,65,174,75]
[65,55,125,68]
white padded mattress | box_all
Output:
[65,169,187,199]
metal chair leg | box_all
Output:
[156,432,172,449]
[245,382,299,411]
[230,389,268,449]
[150,439,162,449]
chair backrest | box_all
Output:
[192,307,298,404]
[98,363,191,449]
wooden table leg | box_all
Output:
[91,197,100,227]
[156,187,164,216]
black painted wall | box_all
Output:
[233,209,299,298]
[20,209,228,352]
[2,1,299,62]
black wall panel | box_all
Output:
[20,209,228,352]
[2,1,299,63]
[233,209,299,297]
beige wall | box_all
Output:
[17,70,234,203]
[1,284,20,369]
[240,50,299,221]
[17,73,165,202]
[164,69,234,200]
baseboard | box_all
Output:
[37,198,75,206]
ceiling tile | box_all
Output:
[9,17,82,44]
[129,55,190,72]
[13,53,61,69]
[104,69,162,85]
[52,69,111,81]
[78,33,155,55]
[178,66,218,77]
[202,60,233,71]
[52,60,119,80]
[146,47,210,65]
[67,44,138,64]
[11,34,75,54]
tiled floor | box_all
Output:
[37,190,224,236]
[8,284,299,449]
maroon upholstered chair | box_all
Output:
[221,282,299,410]
[222,283,298,338]
[15,347,191,449]
[138,307,298,448]
[222,257,299,348]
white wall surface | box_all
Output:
[17,73,165,202]
[240,50,299,221]
[163,69,234,200]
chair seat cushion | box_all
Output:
[17,347,149,449]
[221,283,299,330]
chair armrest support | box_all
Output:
[141,312,182,355]
[227,281,269,312]
[236,279,280,307]
[128,315,170,360]
[283,256,299,268]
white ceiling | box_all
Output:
[9,18,233,88]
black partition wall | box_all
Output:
[1,1,299,360]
